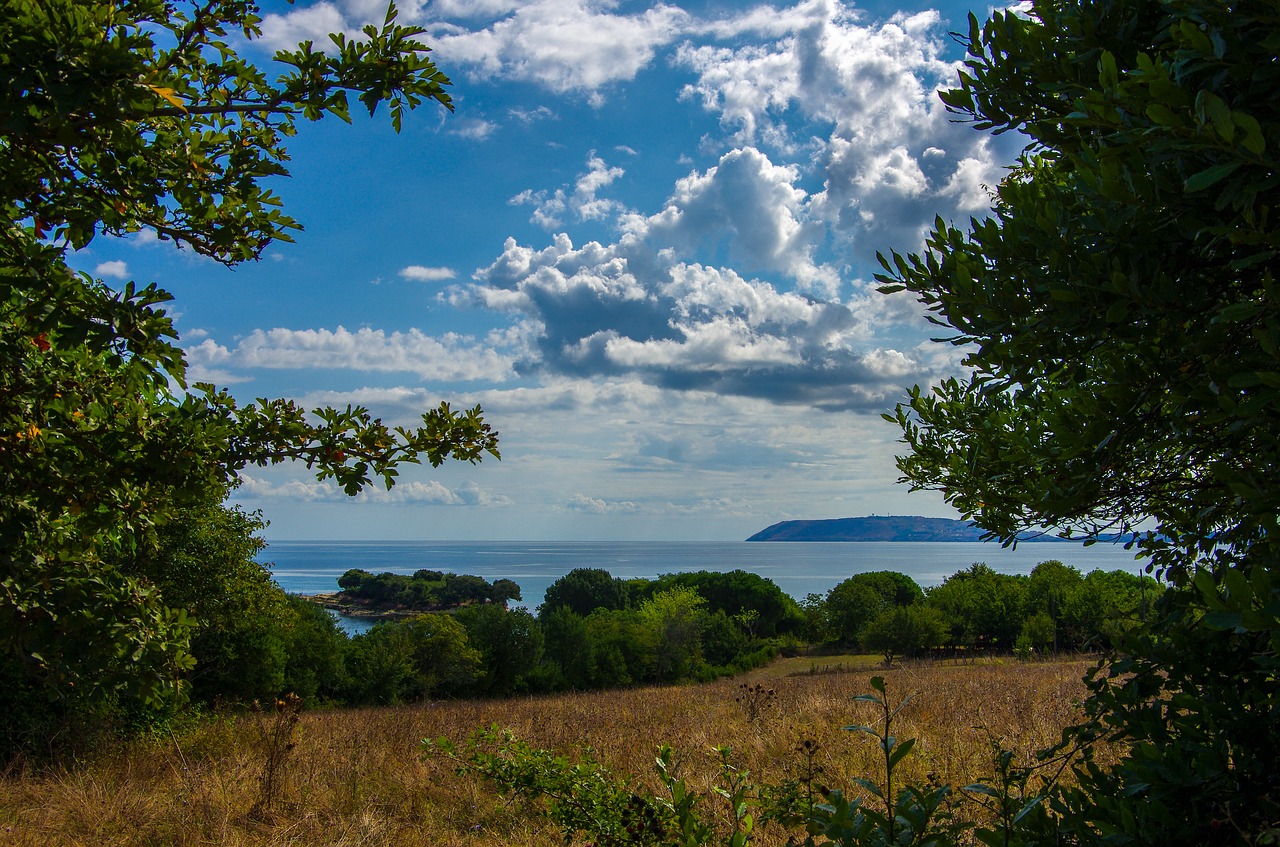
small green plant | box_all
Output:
[963,742,1048,847]
[805,676,956,846]
[427,728,768,846]
[426,726,672,846]
[758,737,826,827]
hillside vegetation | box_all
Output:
[0,658,1105,847]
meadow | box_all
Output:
[0,656,1107,846]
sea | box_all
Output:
[261,540,1146,635]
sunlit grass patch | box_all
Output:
[0,658,1105,846]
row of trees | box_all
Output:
[0,476,1155,749]
[335,568,521,609]
[15,502,1158,732]
[318,566,804,702]
[312,561,1149,705]
[808,562,1156,661]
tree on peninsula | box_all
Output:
[0,0,498,746]
[879,0,1279,840]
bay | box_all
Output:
[261,539,1144,634]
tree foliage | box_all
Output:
[342,612,480,704]
[337,568,520,609]
[649,570,802,637]
[860,604,948,665]
[824,571,924,645]
[113,488,291,703]
[879,0,1280,840]
[539,567,631,618]
[924,563,1026,651]
[0,0,498,741]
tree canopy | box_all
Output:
[824,570,923,644]
[539,567,632,618]
[879,0,1279,840]
[1,0,498,742]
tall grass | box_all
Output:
[0,658,1104,846]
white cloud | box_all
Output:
[449,117,498,139]
[420,1,1020,412]
[258,2,354,51]
[429,1,690,97]
[459,233,933,410]
[184,326,516,383]
[564,493,642,513]
[236,473,510,506]
[675,1,1017,256]
[623,147,837,293]
[512,152,626,228]
[185,338,254,384]
[400,265,457,282]
[95,260,129,279]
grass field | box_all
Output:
[0,657,1106,846]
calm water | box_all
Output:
[262,540,1144,633]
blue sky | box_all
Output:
[73,0,1024,541]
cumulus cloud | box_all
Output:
[512,152,626,228]
[455,232,933,410]
[623,146,838,294]
[258,1,353,51]
[250,0,1010,416]
[427,0,1018,411]
[400,265,457,282]
[95,260,129,279]
[676,1,1019,255]
[185,326,516,383]
[429,1,690,98]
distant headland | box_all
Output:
[745,515,1103,542]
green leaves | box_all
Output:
[1183,161,1242,192]
[0,0,496,745]
[878,0,1280,840]
[3,0,453,265]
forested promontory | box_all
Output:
[747,515,987,541]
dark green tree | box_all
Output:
[582,610,642,688]
[798,592,829,642]
[1024,560,1080,652]
[1,0,499,740]
[924,564,1026,651]
[113,490,290,703]
[880,0,1280,840]
[650,570,801,637]
[490,578,522,607]
[343,613,478,704]
[538,606,596,691]
[455,605,544,697]
[860,605,948,666]
[699,609,750,668]
[539,568,631,618]
[824,571,924,645]
[279,594,348,703]
[439,573,499,606]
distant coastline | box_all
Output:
[746,515,1125,543]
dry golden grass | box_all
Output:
[0,658,1105,846]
